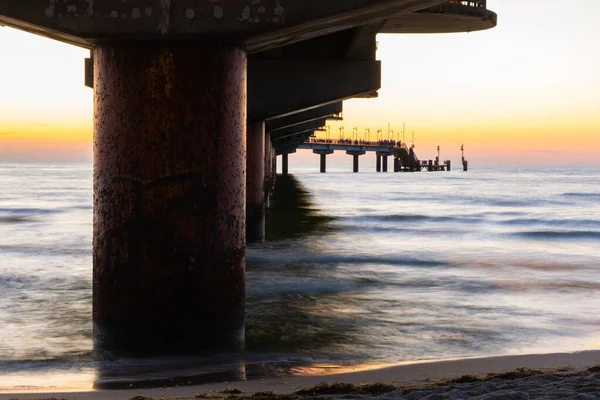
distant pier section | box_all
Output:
[298,138,460,173]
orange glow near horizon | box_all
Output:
[0,0,599,165]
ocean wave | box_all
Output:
[498,218,600,228]
[562,192,600,198]
[0,244,91,256]
[472,199,569,208]
[247,251,447,268]
[347,214,483,224]
[0,275,39,289]
[0,353,94,373]
[379,214,458,222]
[0,215,35,224]
[0,207,63,215]
[515,230,600,240]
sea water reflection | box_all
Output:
[1,166,600,391]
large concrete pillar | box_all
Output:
[272,147,277,181]
[376,154,381,172]
[394,157,400,172]
[247,121,265,242]
[93,42,246,354]
[382,156,388,172]
[264,132,272,209]
[282,153,289,175]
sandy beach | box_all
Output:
[2,351,600,400]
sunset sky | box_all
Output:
[0,0,599,165]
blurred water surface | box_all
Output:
[1,163,599,390]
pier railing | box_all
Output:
[425,0,488,16]
[448,0,486,9]
[306,137,406,149]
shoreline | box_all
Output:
[2,350,600,399]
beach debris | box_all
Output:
[195,394,226,399]
[219,388,243,395]
[294,382,399,396]
[587,365,600,373]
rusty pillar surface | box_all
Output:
[93,42,247,354]
[246,121,265,242]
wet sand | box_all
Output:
[2,350,600,399]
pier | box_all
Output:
[297,138,455,173]
[0,0,493,356]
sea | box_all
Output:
[1,162,599,391]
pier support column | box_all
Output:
[272,149,277,180]
[282,153,289,175]
[382,156,388,172]
[247,120,265,243]
[409,148,416,172]
[394,157,400,172]
[314,149,334,173]
[264,133,272,209]
[376,154,381,172]
[93,42,246,354]
[347,150,366,173]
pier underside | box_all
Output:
[1,0,496,355]
[382,3,497,34]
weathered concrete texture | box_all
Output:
[382,2,497,33]
[92,42,247,354]
[247,121,265,242]
[0,0,450,51]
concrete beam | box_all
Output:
[276,147,298,156]
[273,131,316,154]
[85,57,379,117]
[271,117,329,140]
[249,59,380,120]
[273,130,315,146]
[266,102,342,132]
[0,0,450,51]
